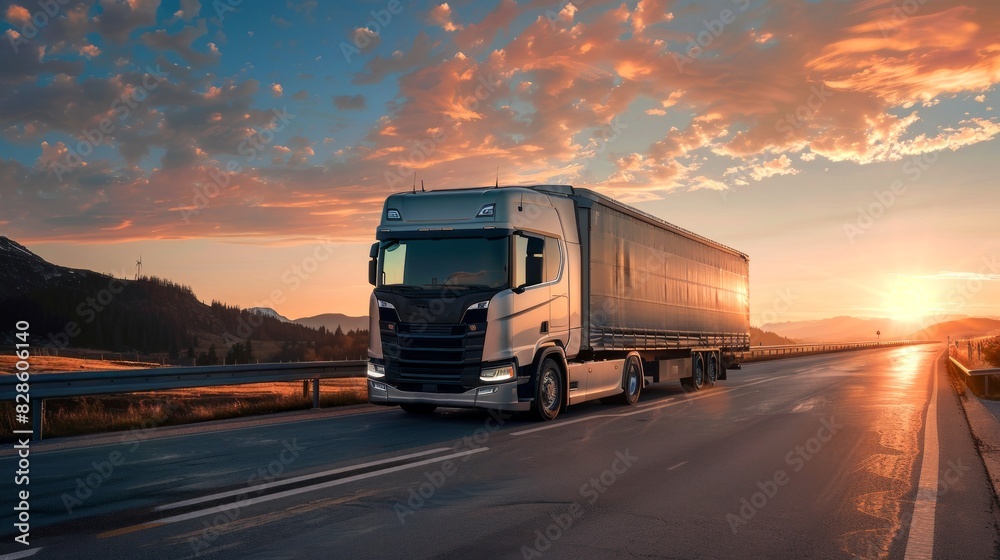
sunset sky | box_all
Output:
[1,0,999,326]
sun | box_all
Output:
[881,278,932,324]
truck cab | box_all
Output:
[366,187,580,418]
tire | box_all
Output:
[705,353,718,389]
[400,403,437,415]
[532,357,563,421]
[681,354,705,392]
[611,355,643,405]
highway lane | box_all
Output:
[2,344,998,559]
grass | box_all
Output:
[1,355,368,440]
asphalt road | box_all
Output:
[2,344,998,559]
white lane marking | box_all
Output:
[903,356,940,560]
[512,376,791,437]
[3,408,393,458]
[0,549,43,560]
[155,447,454,511]
[667,461,687,471]
[100,447,488,537]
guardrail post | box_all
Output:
[312,378,320,409]
[32,399,44,441]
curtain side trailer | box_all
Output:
[367,185,750,420]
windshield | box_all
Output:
[379,237,509,289]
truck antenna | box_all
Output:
[412,172,417,194]
[421,179,425,193]
[495,167,499,188]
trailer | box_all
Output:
[366,185,749,420]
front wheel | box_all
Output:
[610,355,643,405]
[532,357,563,421]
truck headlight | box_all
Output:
[367,363,386,378]
[480,364,515,382]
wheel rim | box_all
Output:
[627,361,640,397]
[540,368,559,411]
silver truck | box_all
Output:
[366,185,750,420]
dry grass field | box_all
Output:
[1,355,367,439]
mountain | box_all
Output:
[293,313,369,333]
[0,237,367,360]
[764,316,926,342]
[248,307,291,322]
[0,237,89,300]
[909,318,1000,341]
[763,314,990,343]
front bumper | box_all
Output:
[368,379,530,412]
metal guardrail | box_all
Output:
[733,340,931,362]
[1,360,367,440]
[1,341,933,441]
[948,357,1000,395]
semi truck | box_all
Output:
[366,185,749,420]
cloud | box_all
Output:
[95,0,160,45]
[332,94,366,111]
[429,3,463,32]
[5,4,31,26]
[139,19,220,67]
[917,272,1000,282]
[271,83,283,97]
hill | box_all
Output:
[0,237,367,362]
[909,318,1000,341]
[750,327,796,346]
[764,316,927,343]
[293,313,369,333]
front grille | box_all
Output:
[380,321,486,388]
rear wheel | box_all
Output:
[681,354,705,392]
[400,403,437,415]
[705,353,718,389]
[532,357,563,421]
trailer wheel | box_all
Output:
[682,354,705,392]
[532,357,563,421]
[400,403,437,415]
[610,355,643,405]
[706,353,718,389]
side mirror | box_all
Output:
[368,242,379,286]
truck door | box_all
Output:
[510,234,551,364]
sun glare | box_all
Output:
[881,278,932,324]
